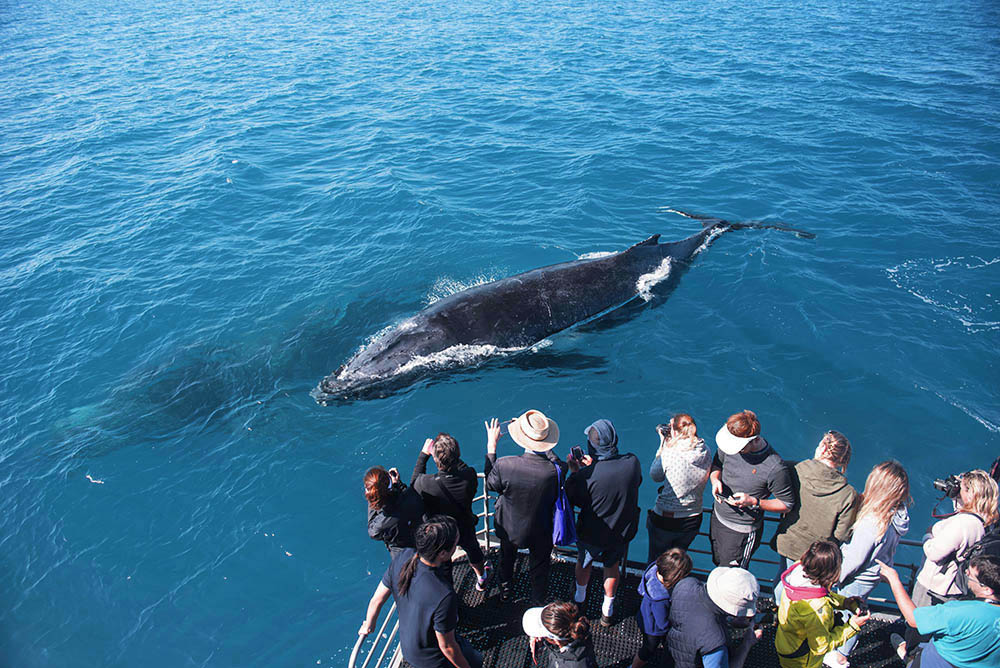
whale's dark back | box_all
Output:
[316,224,727,400]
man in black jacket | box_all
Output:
[484,410,566,605]
[565,419,641,625]
[411,433,491,590]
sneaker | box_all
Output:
[475,565,492,592]
[499,582,513,602]
[890,633,906,662]
[823,651,849,668]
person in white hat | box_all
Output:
[521,601,597,668]
[708,409,796,568]
[665,566,763,668]
[483,409,567,604]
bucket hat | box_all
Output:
[706,567,758,617]
[508,409,560,452]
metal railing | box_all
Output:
[349,473,924,667]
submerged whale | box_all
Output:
[313,211,813,403]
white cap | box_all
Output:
[522,606,568,641]
[706,567,759,617]
[715,424,758,455]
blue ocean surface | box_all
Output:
[1,0,998,665]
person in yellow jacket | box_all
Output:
[775,541,872,668]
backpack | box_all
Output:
[956,521,1000,596]
[552,463,577,546]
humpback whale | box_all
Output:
[312,211,813,403]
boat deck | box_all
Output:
[421,549,907,668]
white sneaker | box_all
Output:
[823,651,848,668]
[890,633,907,662]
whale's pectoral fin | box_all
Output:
[658,208,730,227]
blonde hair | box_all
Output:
[961,470,999,525]
[818,430,852,472]
[856,461,910,536]
[666,413,700,450]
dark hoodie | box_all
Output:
[566,419,642,549]
[773,458,859,560]
[637,562,673,636]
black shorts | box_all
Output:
[709,512,761,568]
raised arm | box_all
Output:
[877,560,918,628]
[411,439,434,486]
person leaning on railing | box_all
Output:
[359,515,482,668]
[879,554,1000,668]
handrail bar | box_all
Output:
[349,600,399,668]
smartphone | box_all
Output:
[498,419,514,436]
[570,446,585,462]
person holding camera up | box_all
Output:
[899,469,999,659]
[709,410,796,568]
[364,465,426,557]
[647,414,711,562]
[411,433,491,591]
[565,419,642,626]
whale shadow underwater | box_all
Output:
[312,210,814,404]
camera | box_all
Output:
[934,474,962,499]
[656,423,671,437]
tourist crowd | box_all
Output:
[359,409,1000,668]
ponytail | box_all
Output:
[398,515,459,597]
[541,602,590,645]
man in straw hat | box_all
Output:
[484,409,567,604]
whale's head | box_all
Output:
[311,316,448,403]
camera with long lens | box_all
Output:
[933,474,962,499]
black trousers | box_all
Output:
[500,534,552,604]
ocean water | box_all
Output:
[1,0,998,665]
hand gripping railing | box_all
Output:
[349,600,401,668]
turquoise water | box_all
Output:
[2,0,999,665]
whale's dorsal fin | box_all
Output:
[626,234,660,251]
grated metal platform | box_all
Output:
[405,549,909,668]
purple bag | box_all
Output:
[552,463,577,546]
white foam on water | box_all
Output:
[693,226,727,256]
[886,256,1000,331]
[394,342,528,376]
[636,257,673,302]
[917,384,1000,434]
